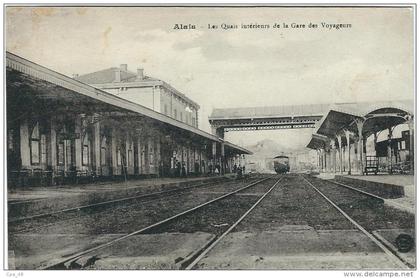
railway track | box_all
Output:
[10,175,263,234]
[13,174,413,270]
[184,177,283,269]
[9,175,262,224]
[300,175,412,269]
[189,174,413,270]
[39,176,278,269]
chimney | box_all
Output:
[72,74,79,78]
[136,68,144,80]
[114,68,121,82]
[120,64,128,71]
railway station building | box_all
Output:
[6,52,251,187]
[307,101,414,176]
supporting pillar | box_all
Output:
[220,142,225,175]
[111,128,118,176]
[212,141,217,174]
[325,148,329,172]
[337,135,343,174]
[20,119,31,169]
[387,127,393,174]
[373,132,378,156]
[345,130,351,175]
[137,137,142,175]
[362,137,367,171]
[317,149,321,172]
[74,115,82,170]
[355,119,365,175]
[325,147,329,173]
[330,139,336,173]
[407,115,414,174]
[50,120,57,175]
[94,119,101,176]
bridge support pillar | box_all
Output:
[211,126,225,139]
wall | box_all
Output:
[103,86,160,112]
[160,86,198,127]
[102,85,198,128]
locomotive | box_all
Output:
[273,155,290,174]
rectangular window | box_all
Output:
[180,112,183,122]
[174,109,177,120]
[401,141,406,150]
[164,104,168,115]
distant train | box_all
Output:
[273,155,290,174]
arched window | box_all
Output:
[30,122,40,165]
[82,133,90,166]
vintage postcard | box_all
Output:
[3,4,416,274]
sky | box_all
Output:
[6,6,414,150]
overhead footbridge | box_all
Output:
[209,104,330,138]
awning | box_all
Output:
[313,101,413,141]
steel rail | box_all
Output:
[13,187,234,234]
[184,176,283,270]
[322,179,414,214]
[9,176,248,223]
[40,176,272,270]
[301,175,410,269]
[325,179,386,201]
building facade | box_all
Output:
[75,65,200,128]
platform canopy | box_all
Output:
[306,134,331,150]
[223,141,253,155]
[307,100,413,149]
[6,52,251,155]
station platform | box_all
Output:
[333,174,415,214]
[7,175,234,220]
